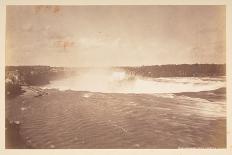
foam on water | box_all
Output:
[41,70,226,94]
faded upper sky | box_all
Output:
[6,5,225,67]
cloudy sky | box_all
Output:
[6,5,225,67]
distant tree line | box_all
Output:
[122,64,226,78]
[5,66,76,97]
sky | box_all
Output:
[6,5,226,67]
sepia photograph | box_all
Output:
[5,5,227,149]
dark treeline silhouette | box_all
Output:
[121,64,226,78]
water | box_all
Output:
[6,70,226,148]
